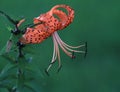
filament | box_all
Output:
[47,31,85,72]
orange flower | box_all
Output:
[20,4,86,73]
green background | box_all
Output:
[0,0,120,92]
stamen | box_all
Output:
[84,42,87,58]
[55,32,84,48]
[72,51,76,59]
[56,35,85,53]
[47,31,86,74]
[57,65,62,73]
[45,69,50,76]
[54,33,72,57]
[46,35,59,72]
[54,32,85,55]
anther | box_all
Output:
[71,51,76,59]
[84,42,87,58]
[57,65,62,73]
[45,69,50,76]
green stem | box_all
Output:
[17,57,25,92]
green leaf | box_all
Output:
[0,53,16,63]
[25,65,44,78]
[24,83,38,92]
[24,53,33,63]
[22,44,40,54]
[6,25,13,32]
[0,45,6,55]
[0,88,8,92]
[0,63,17,79]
